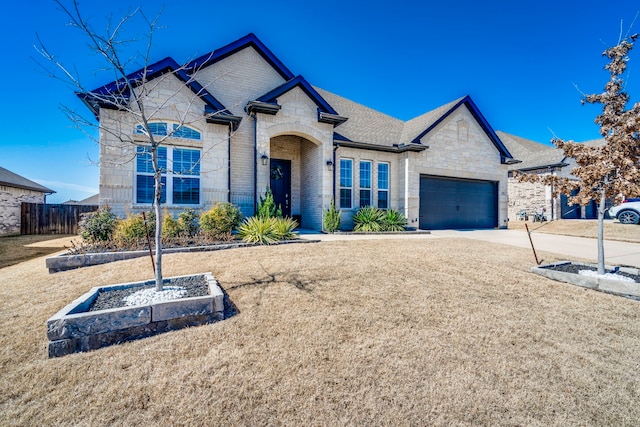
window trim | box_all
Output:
[339,158,353,209]
[359,160,372,208]
[135,145,202,206]
[135,121,202,141]
[377,162,389,209]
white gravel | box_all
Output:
[123,286,187,306]
[579,270,636,283]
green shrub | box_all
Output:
[237,216,278,244]
[79,206,118,243]
[257,188,282,219]
[323,201,341,232]
[353,206,385,232]
[178,208,199,237]
[114,212,148,245]
[200,203,243,238]
[381,209,408,231]
[162,211,182,240]
[273,217,299,240]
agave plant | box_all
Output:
[381,209,408,231]
[273,217,299,240]
[237,216,278,244]
[353,206,385,232]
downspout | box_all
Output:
[227,123,232,203]
[252,112,258,215]
[404,152,410,220]
[332,144,339,202]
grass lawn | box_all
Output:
[0,234,76,269]
[1,238,639,425]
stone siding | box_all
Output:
[0,186,46,235]
[409,105,509,228]
[98,74,230,218]
[335,148,399,230]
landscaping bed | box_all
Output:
[46,239,317,273]
[46,273,231,357]
[532,261,640,300]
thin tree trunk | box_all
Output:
[153,146,163,292]
[597,188,606,275]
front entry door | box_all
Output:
[269,159,291,217]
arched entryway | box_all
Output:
[268,134,322,229]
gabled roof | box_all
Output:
[497,131,566,171]
[409,96,516,164]
[186,33,295,81]
[0,166,55,194]
[248,76,347,126]
[78,57,239,127]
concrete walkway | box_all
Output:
[298,229,640,268]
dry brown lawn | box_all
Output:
[0,234,76,269]
[508,219,640,243]
[1,238,640,426]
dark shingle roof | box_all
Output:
[0,167,55,193]
[496,131,567,171]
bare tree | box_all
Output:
[518,33,640,274]
[36,0,233,290]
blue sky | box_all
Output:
[2,0,639,203]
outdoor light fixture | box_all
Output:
[261,154,269,165]
[326,160,334,171]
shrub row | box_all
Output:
[78,196,299,249]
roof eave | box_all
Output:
[334,140,428,153]
[245,101,282,115]
[318,111,348,127]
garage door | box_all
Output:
[419,175,498,230]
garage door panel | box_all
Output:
[419,176,497,230]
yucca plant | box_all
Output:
[237,216,278,244]
[323,201,341,232]
[273,217,299,240]
[353,206,385,232]
[381,209,408,231]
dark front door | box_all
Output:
[270,159,291,217]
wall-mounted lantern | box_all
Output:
[261,154,269,166]
[326,160,334,171]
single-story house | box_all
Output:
[0,166,55,235]
[62,194,100,205]
[498,131,607,221]
[82,33,518,231]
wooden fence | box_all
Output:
[20,203,99,235]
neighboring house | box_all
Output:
[81,33,516,231]
[0,166,55,235]
[498,131,607,221]
[63,194,99,205]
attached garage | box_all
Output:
[419,175,498,230]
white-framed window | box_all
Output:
[135,146,201,205]
[135,122,202,141]
[359,160,372,207]
[339,158,353,209]
[377,162,389,209]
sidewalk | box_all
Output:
[298,229,640,268]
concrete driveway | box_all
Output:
[299,229,640,268]
[431,229,640,268]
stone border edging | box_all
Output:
[46,272,225,357]
[532,261,640,298]
[46,239,319,273]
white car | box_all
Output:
[609,199,640,224]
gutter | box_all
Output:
[333,140,428,153]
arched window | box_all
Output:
[135,122,201,140]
